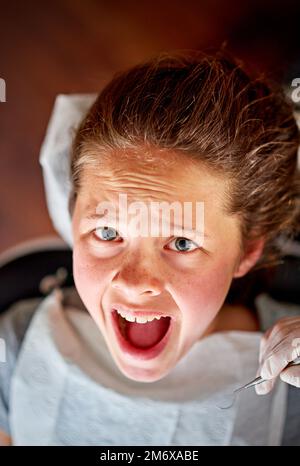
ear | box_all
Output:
[233,237,265,278]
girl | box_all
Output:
[1,50,300,445]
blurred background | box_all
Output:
[0,0,300,254]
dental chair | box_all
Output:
[0,236,74,314]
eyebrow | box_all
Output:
[82,212,209,239]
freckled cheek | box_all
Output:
[175,261,234,330]
[201,266,233,308]
[72,245,112,311]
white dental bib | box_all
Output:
[10,288,287,446]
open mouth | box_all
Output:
[111,310,173,360]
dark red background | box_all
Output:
[0,0,299,253]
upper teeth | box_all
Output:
[116,309,164,324]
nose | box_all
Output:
[111,251,163,298]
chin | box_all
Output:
[113,356,174,383]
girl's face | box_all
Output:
[72,148,263,383]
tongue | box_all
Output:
[125,317,170,348]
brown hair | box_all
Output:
[70,49,300,271]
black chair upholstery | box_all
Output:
[0,248,74,314]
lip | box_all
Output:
[110,309,174,361]
[111,303,176,321]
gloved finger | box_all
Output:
[254,365,276,395]
[257,319,299,366]
[262,318,300,348]
[279,366,300,388]
[261,345,294,381]
[260,328,300,380]
[261,320,300,359]
[255,378,276,395]
[258,333,269,365]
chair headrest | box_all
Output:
[39,94,97,247]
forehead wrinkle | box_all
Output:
[95,165,181,187]
[82,171,191,205]
[91,186,182,205]
[98,175,182,196]
[82,166,191,200]
[81,147,195,185]
[78,156,232,214]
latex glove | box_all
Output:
[255,317,300,395]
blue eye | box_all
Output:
[94,226,120,241]
[92,228,199,254]
[168,237,198,253]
